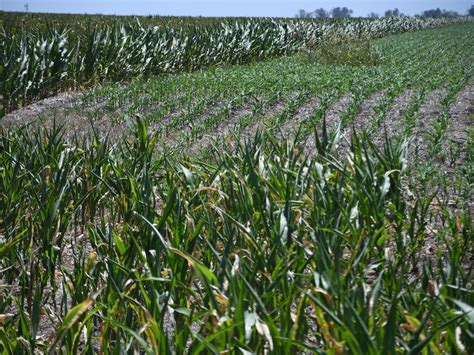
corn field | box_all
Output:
[0,14,471,114]
[0,12,473,354]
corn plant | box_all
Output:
[1,116,472,353]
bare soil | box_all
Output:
[0,92,126,141]
[185,98,291,156]
[185,106,253,156]
[411,88,448,163]
[445,78,474,167]
[276,96,320,140]
[336,89,388,154]
[1,92,80,126]
[371,88,417,147]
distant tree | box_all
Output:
[296,9,306,18]
[367,12,380,18]
[421,8,442,17]
[384,8,403,17]
[295,9,313,18]
[421,8,459,17]
[331,7,353,18]
[24,3,29,12]
[313,8,329,18]
[469,5,474,16]
[441,10,460,17]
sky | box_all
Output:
[1,0,473,17]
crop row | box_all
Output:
[76,23,473,153]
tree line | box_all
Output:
[296,5,474,18]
